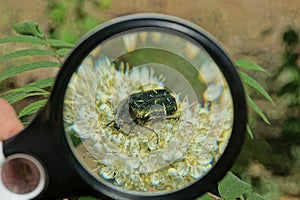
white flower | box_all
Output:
[63,56,234,193]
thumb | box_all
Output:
[0,99,24,140]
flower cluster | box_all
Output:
[63,57,233,193]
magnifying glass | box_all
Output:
[0,14,247,200]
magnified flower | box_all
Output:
[63,57,233,193]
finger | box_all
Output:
[0,98,24,140]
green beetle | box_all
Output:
[128,89,178,125]
[108,88,179,143]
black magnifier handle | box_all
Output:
[1,107,93,199]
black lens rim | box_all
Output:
[51,14,247,200]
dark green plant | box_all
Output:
[0,21,73,120]
[234,58,275,139]
[229,27,300,200]
[270,28,300,142]
[0,22,274,200]
[198,172,264,200]
[48,0,110,44]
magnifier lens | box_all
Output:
[63,28,233,194]
[1,158,40,194]
[1,156,43,195]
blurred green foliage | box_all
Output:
[48,0,110,43]
[231,27,300,200]
[270,28,300,141]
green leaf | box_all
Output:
[56,48,71,56]
[0,35,46,45]
[4,91,50,104]
[235,59,266,72]
[0,78,54,104]
[278,81,300,96]
[48,39,74,48]
[13,21,45,38]
[197,193,213,200]
[282,117,300,135]
[0,49,54,62]
[218,172,252,199]
[247,96,271,125]
[258,178,281,200]
[0,61,60,82]
[26,77,55,89]
[239,71,275,106]
[18,99,47,118]
[1,87,50,104]
[247,192,265,200]
[247,124,254,139]
[1,86,48,95]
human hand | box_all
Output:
[0,98,24,140]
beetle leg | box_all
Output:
[106,120,123,130]
[106,120,114,126]
[143,126,159,144]
[153,131,159,144]
[128,123,135,135]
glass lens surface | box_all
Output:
[63,28,233,194]
[1,158,41,194]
